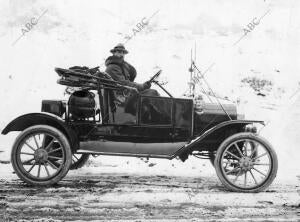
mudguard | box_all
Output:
[1,112,79,152]
[173,120,264,158]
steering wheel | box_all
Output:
[148,70,162,83]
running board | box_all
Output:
[77,140,187,158]
[76,150,172,159]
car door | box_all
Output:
[138,95,193,141]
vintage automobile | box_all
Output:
[1,66,278,192]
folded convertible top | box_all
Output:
[55,67,123,90]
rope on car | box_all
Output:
[192,62,232,120]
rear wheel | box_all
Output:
[70,154,90,170]
[11,125,72,186]
[214,133,278,192]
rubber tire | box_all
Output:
[70,154,90,170]
[11,125,72,186]
[214,132,278,193]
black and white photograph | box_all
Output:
[0,0,300,221]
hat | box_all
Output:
[110,43,128,54]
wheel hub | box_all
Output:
[34,149,48,163]
[239,157,253,171]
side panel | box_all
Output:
[139,96,173,126]
[173,98,194,138]
[138,96,193,140]
[76,124,179,143]
[82,96,194,143]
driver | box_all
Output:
[105,43,154,93]
[105,44,160,116]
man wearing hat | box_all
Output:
[105,43,151,91]
[104,43,160,121]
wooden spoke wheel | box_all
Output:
[11,125,72,186]
[214,133,278,192]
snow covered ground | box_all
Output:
[0,157,300,221]
[0,0,300,220]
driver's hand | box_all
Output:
[143,81,151,90]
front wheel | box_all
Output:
[11,125,72,186]
[214,133,278,192]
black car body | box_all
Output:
[1,67,278,192]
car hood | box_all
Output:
[194,102,237,134]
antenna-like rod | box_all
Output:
[189,48,194,97]
[193,42,196,97]
[192,61,232,120]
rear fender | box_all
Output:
[1,112,79,152]
[173,120,264,158]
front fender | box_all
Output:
[173,120,264,158]
[2,112,79,152]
